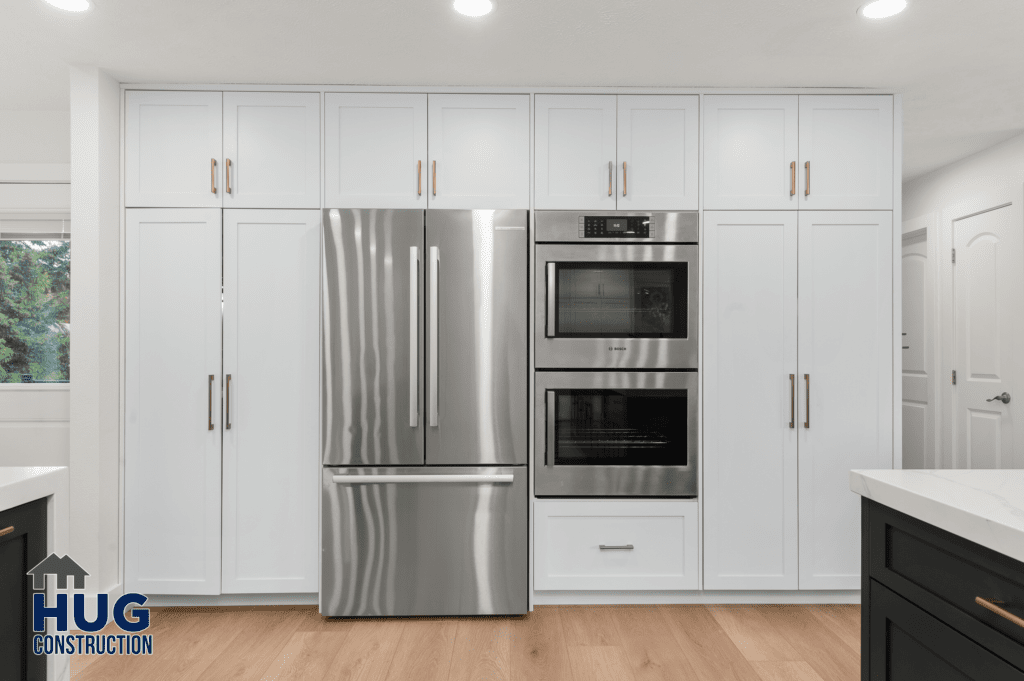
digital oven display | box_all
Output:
[580,216,653,238]
[606,219,628,232]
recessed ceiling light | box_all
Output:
[43,0,91,11]
[861,0,907,19]
[453,0,492,17]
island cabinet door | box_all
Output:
[221,210,320,594]
[324,93,428,209]
[703,211,799,590]
[617,94,699,211]
[125,208,223,595]
[798,211,893,590]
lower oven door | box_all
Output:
[535,371,698,497]
[321,466,527,617]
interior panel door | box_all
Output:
[902,231,932,469]
[617,95,699,211]
[222,209,320,594]
[534,94,617,210]
[125,208,223,594]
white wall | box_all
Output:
[0,110,71,164]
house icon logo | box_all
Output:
[27,553,89,590]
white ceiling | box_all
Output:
[2,0,1022,180]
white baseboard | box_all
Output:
[145,593,319,607]
[532,590,861,605]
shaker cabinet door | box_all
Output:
[799,95,894,210]
[125,208,223,594]
[125,91,223,208]
[222,210,320,594]
[427,94,530,209]
[703,95,799,210]
[534,94,617,210]
[324,93,428,209]
[223,92,321,209]
[617,95,699,210]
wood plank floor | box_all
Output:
[70,605,860,681]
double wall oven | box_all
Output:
[535,211,699,498]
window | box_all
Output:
[0,235,70,383]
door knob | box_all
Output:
[986,392,1012,404]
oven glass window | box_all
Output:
[555,263,687,338]
[551,389,688,466]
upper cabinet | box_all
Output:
[703,95,799,210]
[799,95,893,210]
[535,95,617,210]
[428,94,530,210]
[617,95,699,211]
[126,91,320,209]
[324,93,427,209]
[223,92,320,209]
[703,94,893,210]
[535,94,698,211]
[125,91,223,208]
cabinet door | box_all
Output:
[534,95,616,210]
[799,211,893,590]
[324,93,427,209]
[799,95,894,210]
[703,212,798,590]
[703,95,799,210]
[125,208,222,594]
[222,210,320,594]
[617,95,699,210]
[125,91,222,208]
[223,92,320,209]
[427,94,530,209]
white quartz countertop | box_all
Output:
[851,469,1024,565]
[0,466,69,513]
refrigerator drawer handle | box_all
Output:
[332,474,514,484]
[599,544,634,551]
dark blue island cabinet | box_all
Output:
[862,498,1024,680]
[0,498,47,681]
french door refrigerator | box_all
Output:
[320,208,528,617]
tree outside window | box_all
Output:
[0,239,70,383]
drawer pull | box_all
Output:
[599,544,634,551]
[0,526,14,538]
[976,597,1024,630]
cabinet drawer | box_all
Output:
[870,580,1024,680]
[534,500,698,591]
[867,500,1024,670]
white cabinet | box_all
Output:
[125,92,223,208]
[428,94,530,209]
[223,93,320,209]
[534,94,698,210]
[799,96,894,210]
[221,210,320,594]
[703,96,799,210]
[324,93,427,209]
[534,500,699,591]
[703,211,799,590]
[617,95,699,211]
[125,208,223,594]
[798,211,893,590]
[534,95,617,210]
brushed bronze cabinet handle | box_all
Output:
[622,161,627,197]
[0,526,14,538]
[804,161,810,197]
[417,160,422,197]
[789,374,796,428]
[208,375,215,431]
[226,159,232,194]
[790,161,796,197]
[804,374,810,429]
[976,597,1024,629]
[225,374,232,430]
[432,160,437,197]
[608,161,613,197]
[211,159,217,194]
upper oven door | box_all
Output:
[535,244,699,368]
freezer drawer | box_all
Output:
[321,466,528,616]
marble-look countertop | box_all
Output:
[851,469,1024,565]
[0,466,69,513]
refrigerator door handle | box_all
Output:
[545,262,556,338]
[545,390,556,466]
[428,246,440,427]
[409,246,419,428]
[332,473,514,484]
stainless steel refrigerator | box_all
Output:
[320,208,528,617]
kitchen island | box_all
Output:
[851,469,1024,680]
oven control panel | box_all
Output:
[578,216,653,239]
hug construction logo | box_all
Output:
[27,553,153,657]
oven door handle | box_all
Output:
[545,389,556,466]
[545,262,557,338]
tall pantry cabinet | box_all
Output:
[702,94,896,591]
[124,90,321,595]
